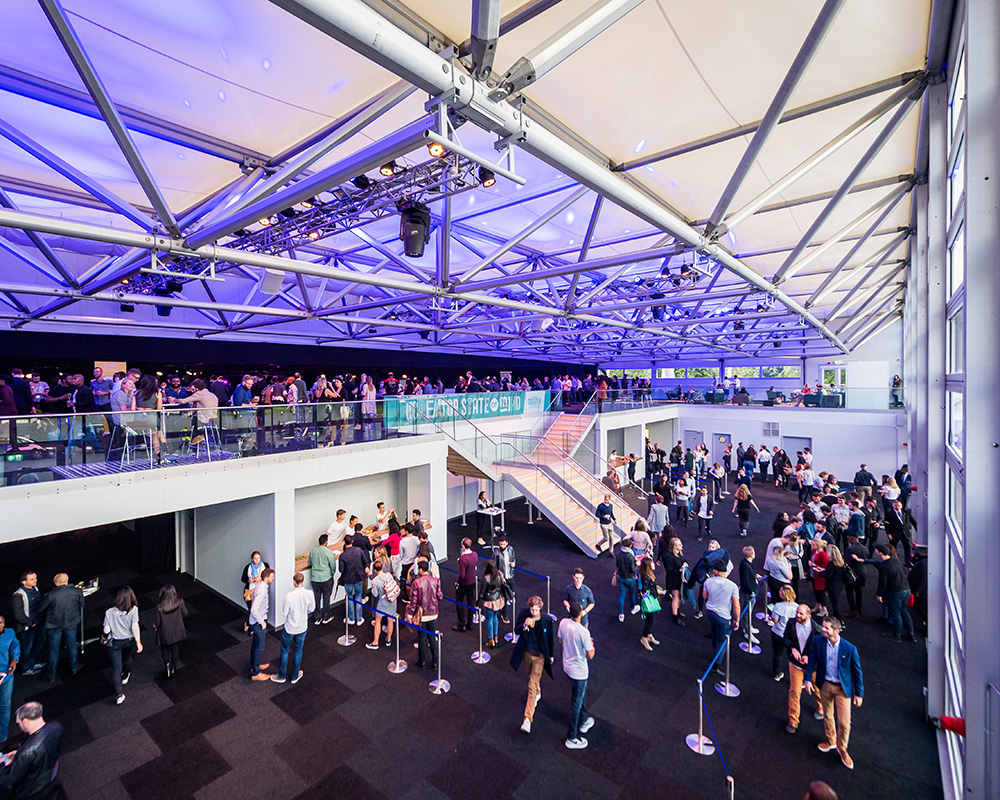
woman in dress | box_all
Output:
[155,584,189,679]
[103,586,142,705]
[638,557,664,650]
[731,483,760,537]
[134,374,164,461]
[367,560,397,649]
[823,545,848,624]
[361,374,377,435]
[313,377,336,444]
[659,536,688,626]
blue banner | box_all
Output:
[385,391,548,428]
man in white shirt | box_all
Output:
[249,568,275,681]
[558,602,595,750]
[326,509,350,545]
[703,565,740,676]
[272,572,315,685]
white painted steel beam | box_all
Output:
[38,0,181,236]
[269,0,849,351]
[706,0,845,234]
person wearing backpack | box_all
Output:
[367,561,399,650]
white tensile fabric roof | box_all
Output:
[0,0,937,365]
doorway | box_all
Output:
[782,436,813,460]
[820,366,847,391]
[712,433,731,465]
[683,429,704,452]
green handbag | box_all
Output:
[640,592,661,614]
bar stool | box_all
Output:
[193,424,221,462]
[121,425,154,467]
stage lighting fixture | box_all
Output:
[165,280,183,293]
[279,208,296,219]
[156,305,172,318]
[258,217,271,227]
[633,276,644,284]
[428,141,447,158]
[351,175,372,190]
[119,303,135,313]
[307,230,320,240]
[234,228,249,237]
[397,200,431,258]
[650,292,665,322]
[380,161,398,177]
[300,198,315,209]
[478,166,496,187]
[419,330,430,340]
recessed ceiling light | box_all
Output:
[217,89,226,101]
[262,58,271,70]
[634,138,646,153]
[182,98,191,108]
[565,210,575,225]
[176,153,185,160]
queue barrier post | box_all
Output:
[388,614,407,674]
[545,576,556,622]
[473,577,483,624]
[685,678,716,755]
[337,602,356,647]
[429,632,451,694]
[439,595,490,665]
[504,596,518,643]
[715,631,740,698]
[739,585,762,655]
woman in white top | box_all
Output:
[673,472,692,527]
[757,445,772,483]
[103,586,143,705]
[768,584,797,681]
[766,544,793,611]
[361,375,377,425]
[880,476,901,514]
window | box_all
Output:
[725,367,759,378]
[948,46,965,148]
[947,306,964,373]
[762,365,801,379]
[949,137,965,217]
[947,466,964,544]
[657,368,684,379]
[686,367,719,379]
[948,225,965,298]
[947,391,964,451]
[763,422,780,437]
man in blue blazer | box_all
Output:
[804,617,864,770]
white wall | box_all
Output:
[674,405,906,481]
[195,495,275,609]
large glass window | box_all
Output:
[947,466,965,545]
[949,137,965,217]
[947,305,964,373]
[762,365,801,379]
[948,47,965,148]
[687,367,718,379]
[656,368,684,379]
[947,391,964,451]
[725,367,759,378]
[948,224,965,297]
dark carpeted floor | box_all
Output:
[5,478,941,800]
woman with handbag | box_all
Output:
[823,545,849,625]
[478,563,507,648]
[367,560,399,650]
[638,557,664,650]
[103,586,142,705]
[241,552,270,618]
[658,536,688,626]
[155,584,188,679]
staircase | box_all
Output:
[538,412,596,457]
[494,417,641,559]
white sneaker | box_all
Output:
[565,737,588,749]
[750,626,760,634]
[116,694,125,705]
[631,605,640,615]
[535,690,541,703]
[521,718,531,733]
[580,717,595,733]
[270,675,286,684]
[122,673,130,685]
[618,614,625,622]
[355,619,365,627]
[291,670,303,685]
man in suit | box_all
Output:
[862,496,885,556]
[894,465,912,509]
[783,604,822,733]
[884,500,917,567]
[852,464,877,500]
[804,618,864,770]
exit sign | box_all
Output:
[5,454,23,462]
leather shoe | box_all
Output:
[452,626,466,632]
[251,673,272,681]
[259,662,270,669]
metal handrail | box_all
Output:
[531,437,642,521]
